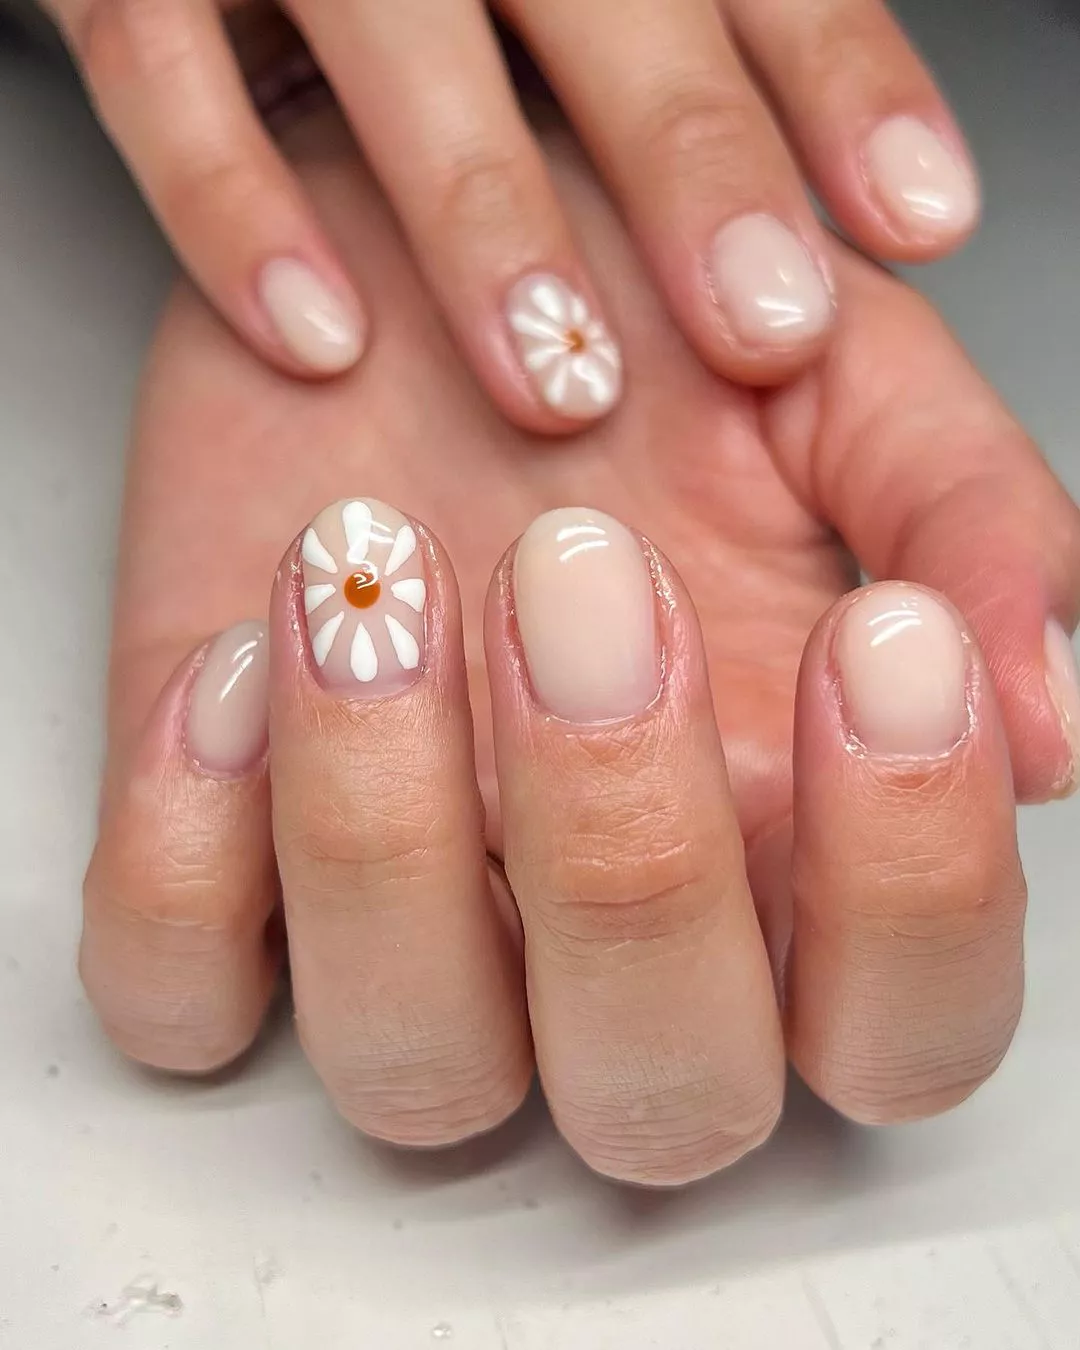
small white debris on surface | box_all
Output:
[89,1275,183,1326]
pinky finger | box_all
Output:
[65,0,365,376]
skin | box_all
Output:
[45,0,977,411]
[83,105,1080,1184]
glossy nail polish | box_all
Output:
[259,258,363,373]
[835,584,969,755]
[301,498,426,696]
[709,214,833,347]
[187,621,270,773]
[1044,619,1080,791]
[507,274,623,419]
[513,507,659,723]
[864,117,979,239]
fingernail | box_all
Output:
[507,274,623,419]
[259,258,364,373]
[187,621,270,774]
[1044,620,1080,792]
[835,584,969,756]
[709,214,833,347]
[513,507,658,723]
[301,498,426,697]
[864,116,979,238]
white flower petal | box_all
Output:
[342,500,373,565]
[573,354,614,405]
[544,356,572,408]
[311,610,344,667]
[591,339,621,368]
[350,621,378,682]
[524,342,568,372]
[304,583,336,615]
[528,279,569,325]
[509,312,567,343]
[390,578,426,613]
[385,614,420,670]
[384,524,417,577]
[568,293,589,328]
[302,527,337,575]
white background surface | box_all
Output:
[3,2,1080,1345]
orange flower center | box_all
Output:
[565,328,587,354]
[344,563,381,609]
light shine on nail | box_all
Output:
[710,214,833,347]
[259,258,363,374]
[301,498,426,696]
[507,274,622,419]
[865,116,979,238]
[1044,619,1080,794]
[513,506,659,723]
[835,584,969,756]
[186,621,270,774]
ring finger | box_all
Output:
[486,508,785,1185]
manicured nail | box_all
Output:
[1044,620,1080,792]
[513,507,659,723]
[186,621,270,774]
[835,584,969,756]
[864,116,979,239]
[507,274,623,420]
[259,258,364,374]
[709,214,833,347]
[301,498,426,697]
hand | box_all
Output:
[49,0,977,420]
[83,107,1077,1184]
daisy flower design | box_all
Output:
[507,274,623,419]
[301,498,426,695]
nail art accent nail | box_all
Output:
[259,258,364,374]
[301,499,425,695]
[507,274,623,419]
[186,621,270,774]
[1044,619,1080,794]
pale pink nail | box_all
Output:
[1044,620,1080,793]
[835,584,969,755]
[864,116,979,239]
[187,621,270,774]
[709,214,833,347]
[506,274,623,419]
[301,498,426,697]
[259,258,364,373]
[513,507,658,723]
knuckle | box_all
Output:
[70,0,188,92]
[562,1074,783,1186]
[159,157,268,241]
[433,146,537,242]
[637,84,764,191]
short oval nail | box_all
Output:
[301,497,427,698]
[259,258,364,373]
[835,584,969,756]
[709,214,833,347]
[186,621,270,774]
[864,116,979,238]
[513,507,659,723]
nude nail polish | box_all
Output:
[513,507,659,723]
[864,116,979,239]
[835,584,969,756]
[1044,619,1080,791]
[709,214,833,347]
[259,258,364,373]
[301,498,426,696]
[187,621,270,774]
[507,274,623,419]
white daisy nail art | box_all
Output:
[507,274,623,420]
[301,498,426,695]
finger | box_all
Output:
[82,623,281,1072]
[58,0,365,376]
[727,0,980,260]
[270,498,532,1145]
[764,247,1080,803]
[287,0,623,430]
[486,508,784,1185]
[787,583,1026,1123]
[499,0,836,386]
